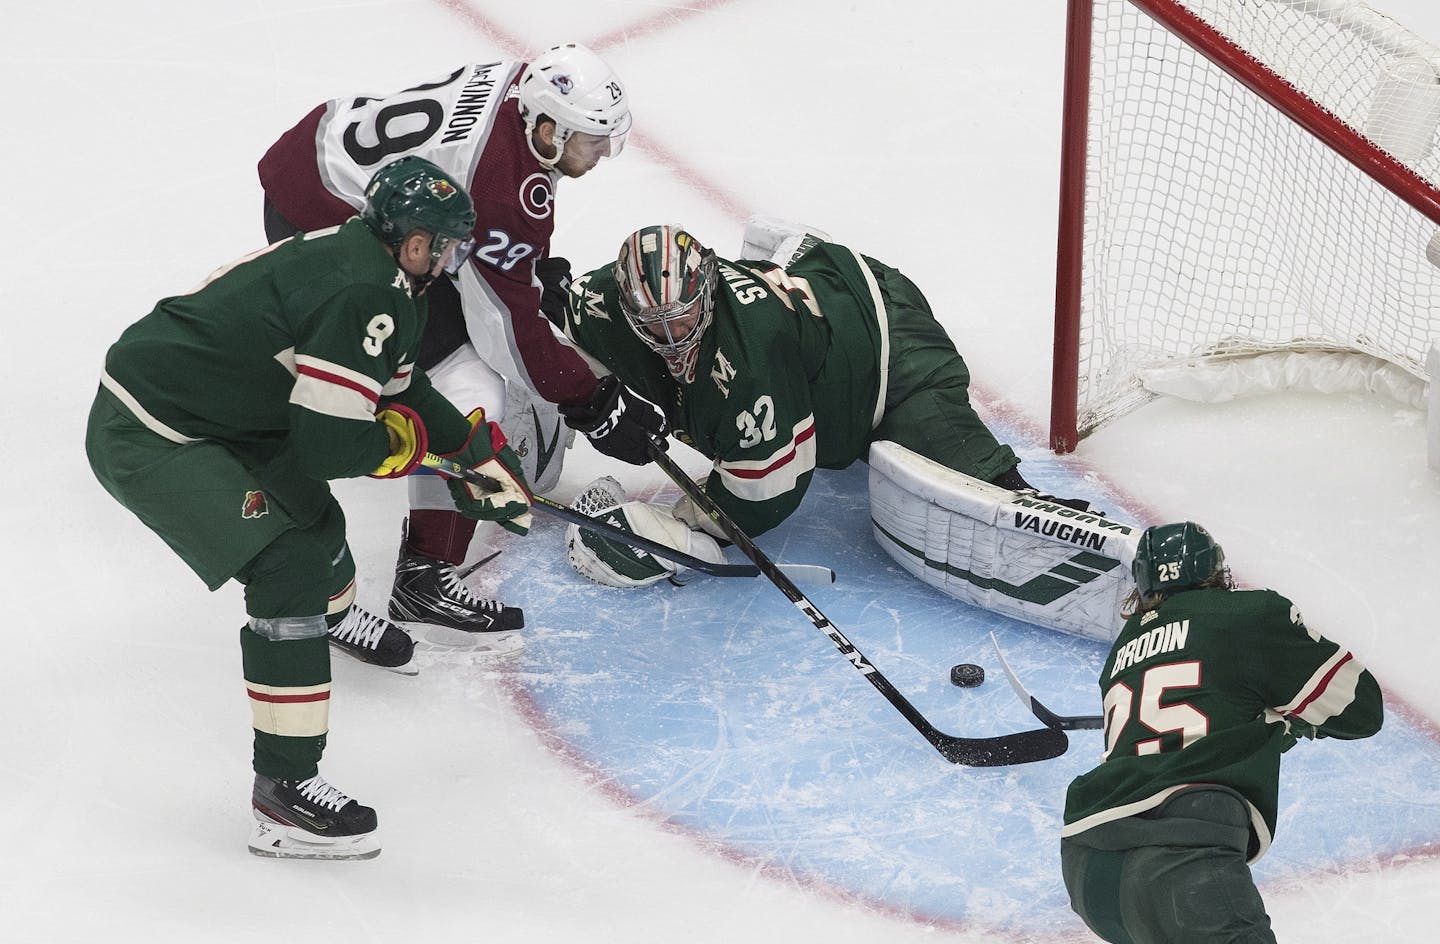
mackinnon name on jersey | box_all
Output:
[443,62,504,145]
[1007,496,1135,553]
[1111,619,1190,677]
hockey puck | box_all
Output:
[950,663,985,687]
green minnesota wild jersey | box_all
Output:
[564,241,887,535]
[102,219,468,480]
[1062,587,1383,861]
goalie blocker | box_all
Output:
[868,441,1140,642]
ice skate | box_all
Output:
[389,523,524,656]
[328,605,417,675]
[248,773,380,861]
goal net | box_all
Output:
[1051,0,1440,452]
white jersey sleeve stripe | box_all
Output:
[381,363,415,396]
[714,418,817,502]
[292,354,382,400]
[291,357,382,421]
[1277,649,1365,725]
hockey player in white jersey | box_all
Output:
[258,44,667,667]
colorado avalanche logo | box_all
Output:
[427,178,459,200]
[241,490,270,520]
[549,73,574,96]
[519,172,554,220]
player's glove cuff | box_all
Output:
[369,404,428,479]
[445,408,534,535]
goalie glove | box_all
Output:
[369,405,428,479]
[566,499,727,588]
[559,374,668,466]
[445,409,533,535]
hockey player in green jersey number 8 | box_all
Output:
[85,156,533,860]
[1060,522,1383,943]
[557,221,1092,588]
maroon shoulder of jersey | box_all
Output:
[258,103,358,232]
[463,95,598,406]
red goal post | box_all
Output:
[1051,0,1440,453]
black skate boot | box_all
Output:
[388,522,524,655]
[249,773,380,860]
[328,606,416,675]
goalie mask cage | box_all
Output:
[1051,0,1440,453]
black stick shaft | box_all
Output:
[646,439,1067,767]
[420,452,792,580]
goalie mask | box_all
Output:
[615,224,719,383]
[1131,522,1227,597]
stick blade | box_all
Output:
[989,632,1104,731]
[933,726,1070,766]
[776,563,836,585]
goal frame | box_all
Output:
[1050,0,1440,453]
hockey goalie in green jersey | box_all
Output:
[1060,522,1382,944]
[86,157,533,861]
[557,221,1094,589]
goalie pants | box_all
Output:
[865,260,1019,483]
[1060,787,1276,944]
[85,387,350,781]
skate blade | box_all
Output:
[412,624,525,657]
[247,819,381,861]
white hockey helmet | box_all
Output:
[519,43,632,169]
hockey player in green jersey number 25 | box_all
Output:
[555,220,1093,587]
[1061,522,1383,943]
[85,157,534,860]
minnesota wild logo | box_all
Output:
[241,490,270,520]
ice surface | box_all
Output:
[7,1,1440,941]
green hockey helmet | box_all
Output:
[1131,522,1227,596]
[361,156,476,272]
[615,224,718,380]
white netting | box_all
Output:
[1075,0,1440,436]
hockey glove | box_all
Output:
[566,499,727,588]
[445,409,534,535]
[559,375,668,466]
[369,405,428,479]
[535,256,572,327]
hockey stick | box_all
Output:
[419,453,835,586]
[988,632,1104,731]
[646,438,1069,767]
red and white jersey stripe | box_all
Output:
[714,416,818,503]
[1278,649,1367,726]
[247,681,330,738]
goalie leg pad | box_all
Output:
[739,216,832,266]
[867,441,1142,641]
[566,501,726,588]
